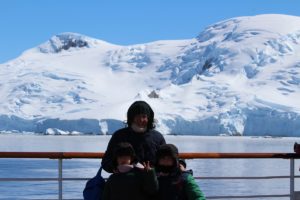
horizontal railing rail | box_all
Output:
[1,152,300,159]
[0,152,299,200]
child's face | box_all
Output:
[158,155,174,166]
[117,155,132,165]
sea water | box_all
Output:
[0,135,299,199]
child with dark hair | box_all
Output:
[103,142,158,200]
[155,144,206,200]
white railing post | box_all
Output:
[290,158,295,200]
[58,159,63,200]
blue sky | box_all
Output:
[0,0,299,63]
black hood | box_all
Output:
[156,144,179,164]
[127,101,155,130]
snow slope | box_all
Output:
[1,14,300,136]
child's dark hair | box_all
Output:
[156,144,179,165]
[112,142,136,167]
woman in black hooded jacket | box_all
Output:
[101,101,166,173]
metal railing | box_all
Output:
[0,152,300,200]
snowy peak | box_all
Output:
[197,14,300,43]
[162,14,300,85]
[37,32,115,53]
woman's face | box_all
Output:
[133,114,148,128]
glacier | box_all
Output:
[1,14,300,136]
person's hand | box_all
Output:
[179,163,186,171]
[143,161,152,171]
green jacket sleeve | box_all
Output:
[184,174,206,200]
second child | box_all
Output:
[155,144,206,200]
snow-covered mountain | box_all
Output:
[1,14,300,136]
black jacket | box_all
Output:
[102,127,166,173]
[103,167,158,200]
